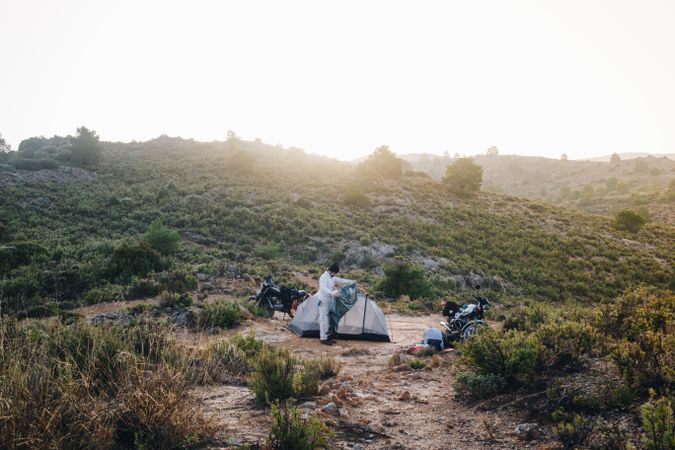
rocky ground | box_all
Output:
[77,275,560,450]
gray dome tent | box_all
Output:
[289,293,391,342]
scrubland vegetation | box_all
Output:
[0,132,673,448]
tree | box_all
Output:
[0,133,10,151]
[486,146,499,156]
[610,153,621,164]
[143,219,181,254]
[356,145,406,179]
[378,262,432,300]
[614,209,646,233]
[70,126,103,167]
[560,154,569,161]
[443,157,483,196]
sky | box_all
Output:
[1,0,675,161]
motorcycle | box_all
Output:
[440,285,491,345]
[250,275,309,318]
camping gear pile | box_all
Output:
[440,286,490,346]
[250,275,309,318]
[289,283,390,341]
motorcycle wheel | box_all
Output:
[460,321,486,341]
[257,298,275,318]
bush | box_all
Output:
[612,332,674,391]
[537,321,598,367]
[157,267,197,293]
[355,145,406,179]
[83,284,125,305]
[460,329,542,381]
[315,354,342,379]
[69,126,102,167]
[443,157,483,196]
[127,276,161,298]
[250,347,297,405]
[453,372,507,399]
[378,262,433,300]
[257,242,282,260]
[143,219,181,255]
[409,359,426,370]
[0,320,214,449]
[551,407,594,449]
[201,336,261,384]
[9,157,59,171]
[198,300,241,329]
[294,359,321,398]
[265,400,332,450]
[342,188,372,208]
[614,209,646,233]
[229,150,256,175]
[109,241,161,283]
[640,392,675,450]
[159,291,193,309]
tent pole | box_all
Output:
[361,294,368,333]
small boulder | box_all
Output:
[514,423,541,441]
[321,402,340,417]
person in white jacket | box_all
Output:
[317,263,353,345]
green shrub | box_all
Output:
[551,407,594,449]
[342,188,372,208]
[257,242,282,260]
[198,300,241,329]
[315,354,342,379]
[69,126,102,167]
[640,392,675,450]
[453,372,507,399]
[461,329,542,381]
[83,284,125,305]
[156,267,197,293]
[612,332,674,391]
[265,400,332,450]
[127,276,161,298]
[250,347,297,405]
[202,337,259,384]
[443,157,483,196]
[9,157,59,170]
[293,359,321,398]
[159,291,193,309]
[614,209,646,233]
[355,145,406,179]
[109,241,161,283]
[409,358,426,370]
[143,219,181,255]
[537,321,598,367]
[378,262,433,300]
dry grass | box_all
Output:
[0,316,215,449]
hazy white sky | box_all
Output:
[1,0,674,160]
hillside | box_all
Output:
[399,153,675,224]
[1,136,673,312]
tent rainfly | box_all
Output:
[289,294,390,341]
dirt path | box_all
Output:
[195,313,550,449]
[78,298,553,449]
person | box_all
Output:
[422,326,444,351]
[317,263,353,345]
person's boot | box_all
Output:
[320,339,334,346]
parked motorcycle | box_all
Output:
[440,285,490,345]
[250,275,308,318]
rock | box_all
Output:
[340,381,352,388]
[171,306,201,327]
[383,420,397,427]
[300,401,316,409]
[238,304,254,320]
[353,445,364,450]
[321,402,340,416]
[343,241,396,268]
[398,391,412,402]
[90,312,129,325]
[514,423,541,441]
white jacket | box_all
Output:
[316,271,353,304]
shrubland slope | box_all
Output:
[1,136,673,312]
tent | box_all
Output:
[289,293,391,342]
